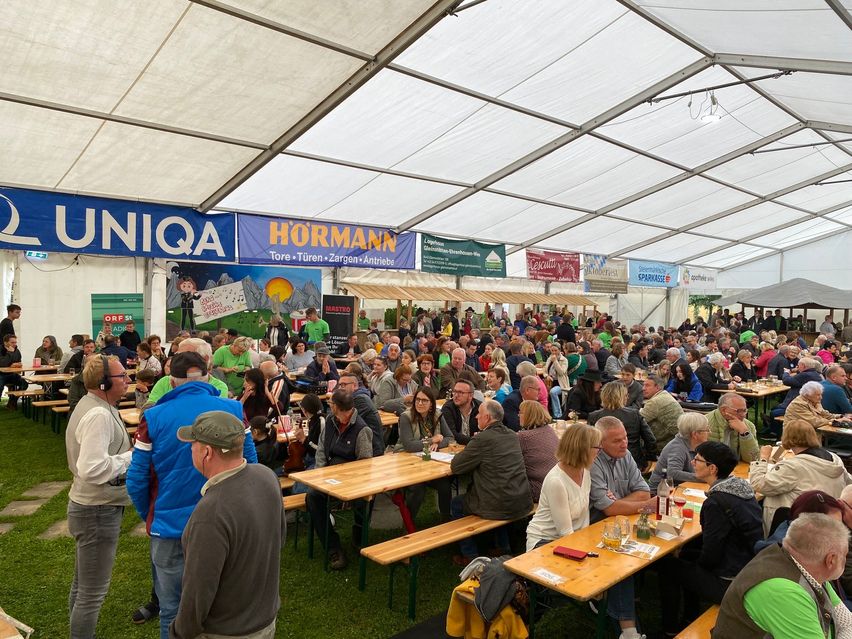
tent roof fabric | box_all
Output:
[1,1,851,273]
[341,283,594,307]
[713,278,852,309]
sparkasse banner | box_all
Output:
[628,260,679,288]
[0,187,235,262]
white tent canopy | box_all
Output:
[0,0,850,272]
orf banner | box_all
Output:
[628,260,679,288]
[526,249,580,282]
[0,187,235,262]
[237,214,416,269]
[322,295,355,353]
[91,294,144,339]
[680,267,717,291]
[420,234,506,277]
[583,254,628,293]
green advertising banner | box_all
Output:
[91,293,145,338]
[420,234,506,277]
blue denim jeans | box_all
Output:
[67,501,124,639]
[291,455,316,495]
[150,536,184,639]
[450,495,509,559]
[606,577,637,621]
[549,386,564,418]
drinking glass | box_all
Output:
[616,516,630,544]
[672,495,687,519]
[602,522,621,550]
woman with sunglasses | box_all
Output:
[397,386,454,520]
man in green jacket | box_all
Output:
[449,399,532,565]
[707,393,758,463]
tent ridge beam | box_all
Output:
[0,90,268,150]
[187,0,375,61]
[197,0,462,212]
[397,56,713,234]
[809,121,852,135]
[713,53,852,76]
[509,121,801,256]
[677,195,852,266]
[824,0,852,31]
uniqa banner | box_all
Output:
[237,214,416,269]
[0,187,235,262]
[420,234,506,277]
[526,249,580,282]
[628,259,679,288]
[583,254,628,293]
[680,266,717,290]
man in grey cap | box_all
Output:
[127,352,257,639]
[304,342,339,383]
[170,411,284,639]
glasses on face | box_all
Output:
[452,389,471,395]
[414,397,431,404]
[693,457,711,466]
[109,373,131,380]
[591,446,603,451]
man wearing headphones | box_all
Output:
[127,352,257,639]
[65,354,133,638]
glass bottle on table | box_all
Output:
[656,468,671,521]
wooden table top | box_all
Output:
[290,392,331,403]
[819,424,852,438]
[288,451,455,501]
[712,383,789,398]
[119,407,141,426]
[0,364,58,373]
[504,508,703,602]
[24,373,72,383]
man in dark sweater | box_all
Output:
[118,320,142,352]
[0,334,26,409]
[172,411,284,639]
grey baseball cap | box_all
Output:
[176,411,244,450]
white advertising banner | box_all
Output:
[680,267,718,291]
[193,281,248,324]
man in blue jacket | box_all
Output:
[823,365,852,415]
[126,352,257,639]
[769,357,824,421]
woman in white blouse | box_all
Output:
[525,423,601,551]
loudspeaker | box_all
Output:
[99,354,112,392]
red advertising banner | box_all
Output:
[526,249,580,282]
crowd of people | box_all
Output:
[6,299,852,639]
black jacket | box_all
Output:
[351,387,384,457]
[594,348,611,372]
[589,406,656,469]
[506,354,533,390]
[695,362,730,402]
[778,369,823,410]
[555,323,576,343]
[729,361,758,383]
[501,391,523,432]
[627,353,649,369]
[441,398,482,444]
[699,477,763,579]
[264,324,290,348]
[766,353,795,379]
[566,385,600,419]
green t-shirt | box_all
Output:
[744,577,839,639]
[147,375,229,404]
[212,345,252,395]
[357,317,370,330]
[598,332,613,349]
[739,330,756,344]
[305,319,330,344]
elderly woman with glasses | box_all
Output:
[648,413,711,492]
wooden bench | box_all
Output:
[675,605,719,639]
[362,510,535,619]
[279,477,296,492]
[7,389,44,417]
[31,399,69,425]
[51,405,71,434]
[283,493,308,550]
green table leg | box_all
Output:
[322,494,330,572]
[358,498,371,590]
[595,593,609,639]
[407,556,419,620]
[528,585,538,639]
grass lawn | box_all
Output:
[0,406,686,638]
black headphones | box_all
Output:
[99,355,112,392]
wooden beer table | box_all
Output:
[712,383,789,424]
[0,365,58,374]
[505,496,705,638]
[289,451,456,589]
